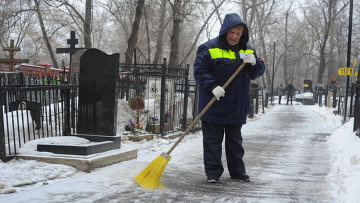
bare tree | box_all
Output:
[180,0,226,67]
[283,10,290,85]
[124,0,145,65]
[84,0,92,48]
[168,0,184,67]
[303,0,346,84]
[253,0,276,88]
[152,0,170,64]
[53,0,93,48]
[34,0,59,68]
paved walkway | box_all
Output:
[133,104,334,202]
[1,104,335,202]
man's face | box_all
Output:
[226,25,244,45]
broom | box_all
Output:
[134,62,247,189]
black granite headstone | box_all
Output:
[77,48,119,136]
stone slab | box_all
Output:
[16,148,137,173]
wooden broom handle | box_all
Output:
[166,62,246,155]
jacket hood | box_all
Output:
[219,13,249,46]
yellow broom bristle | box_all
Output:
[134,153,172,190]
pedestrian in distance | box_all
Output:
[278,84,285,104]
[193,13,265,183]
[286,84,295,105]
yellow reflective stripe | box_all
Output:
[239,49,254,54]
[208,48,254,59]
[209,48,236,59]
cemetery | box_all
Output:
[1,30,359,174]
[0,32,210,170]
[1,1,360,201]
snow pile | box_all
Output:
[307,105,343,129]
[0,159,79,194]
[326,118,360,203]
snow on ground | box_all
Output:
[0,103,359,202]
[326,118,360,203]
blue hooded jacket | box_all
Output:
[193,13,265,125]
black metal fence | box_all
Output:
[314,85,355,116]
[312,82,360,136]
[1,61,268,161]
[0,72,78,161]
[118,60,199,136]
[0,61,199,161]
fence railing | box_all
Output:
[1,63,268,161]
[0,61,199,161]
[0,73,78,161]
[118,61,198,136]
[302,83,360,135]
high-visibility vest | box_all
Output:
[208,48,254,59]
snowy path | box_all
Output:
[0,104,335,202]
[155,104,334,202]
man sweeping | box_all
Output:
[193,13,265,183]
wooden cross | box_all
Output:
[0,40,29,72]
[56,31,86,75]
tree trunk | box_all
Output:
[283,11,289,85]
[152,0,167,64]
[125,0,145,65]
[84,0,92,48]
[317,0,334,84]
[168,0,182,67]
[143,7,151,64]
[34,0,59,69]
[318,43,327,84]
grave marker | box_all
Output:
[77,48,119,136]
[0,40,29,72]
[56,31,87,76]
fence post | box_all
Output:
[261,89,265,113]
[333,89,337,108]
[248,99,254,118]
[324,89,327,107]
[160,58,167,136]
[350,83,355,117]
[182,65,189,130]
[193,83,199,121]
[255,90,259,114]
[63,88,71,136]
[0,87,6,161]
[353,79,360,134]
[264,91,268,108]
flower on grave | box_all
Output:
[125,119,144,132]
[135,123,143,129]
[125,119,136,132]
[149,116,159,124]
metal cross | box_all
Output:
[56,31,84,55]
[56,31,86,75]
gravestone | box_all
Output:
[77,48,119,136]
[71,49,87,77]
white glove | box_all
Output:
[212,86,225,100]
[243,53,256,66]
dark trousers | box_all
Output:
[286,95,293,105]
[201,121,246,178]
